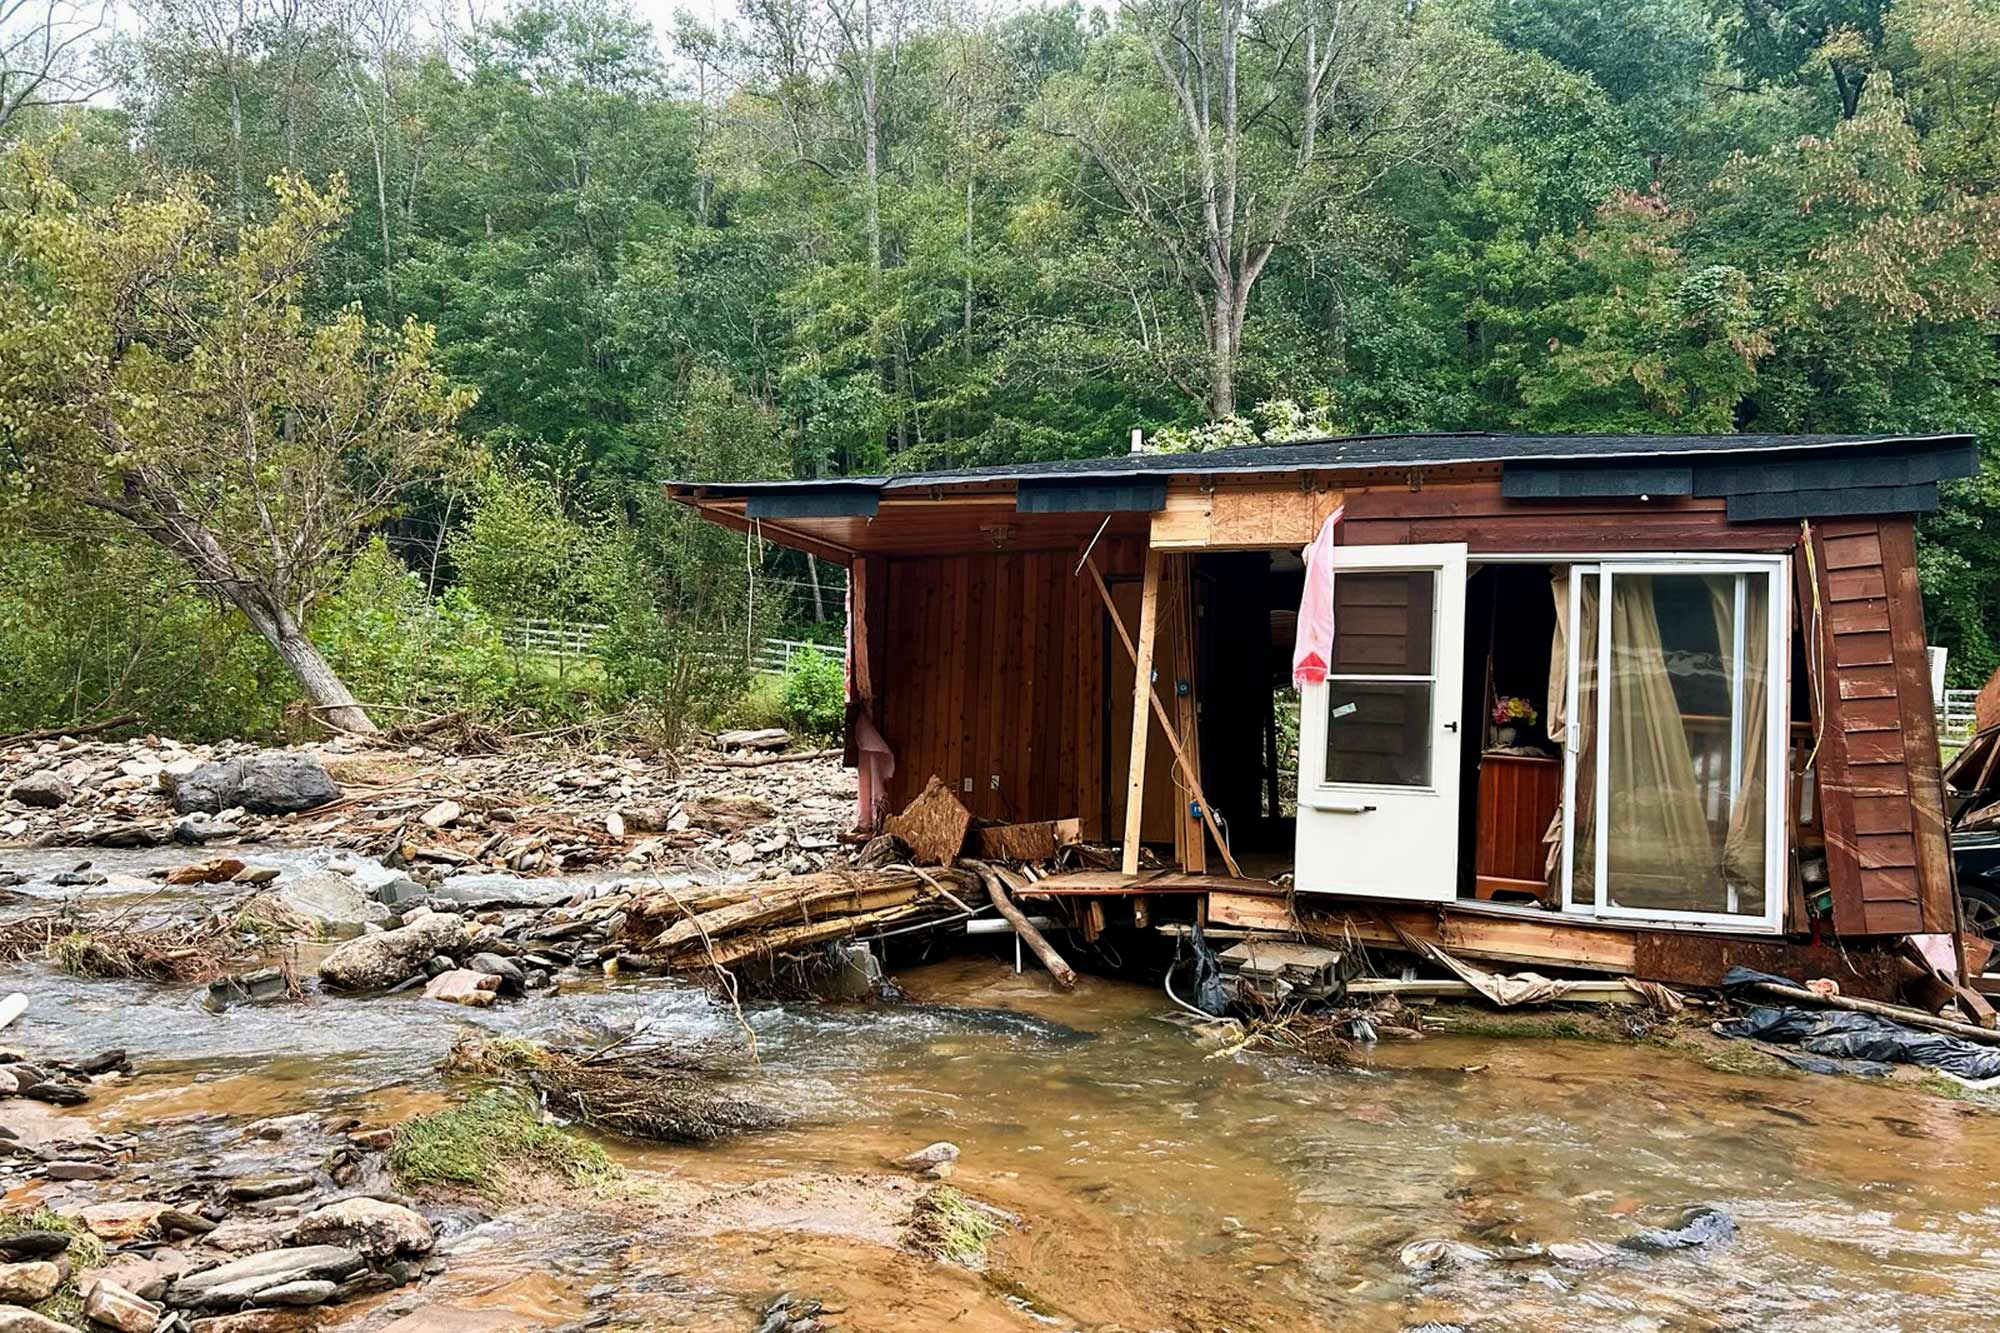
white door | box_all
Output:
[1295,543,1467,899]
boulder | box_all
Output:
[422,970,498,1007]
[317,914,469,991]
[170,753,340,816]
[5,774,71,809]
[423,874,575,910]
[82,1278,160,1333]
[285,1198,433,1261]
[165,1246,364,1311]
[0,1262,58,1303]
[269,872,390,935]
[0,1234,65,1261]
[0,1305,74,1332]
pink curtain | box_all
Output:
[1291,506,1347,689]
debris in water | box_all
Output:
[1618,1204,1736,1254]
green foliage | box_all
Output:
[313,539,521,719]
[4,0,1999,731]
[778,647,845,740]
[389,1088,619,1194]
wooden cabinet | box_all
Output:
[1474,753,1562,902]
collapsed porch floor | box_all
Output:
[1022,871,1909,999]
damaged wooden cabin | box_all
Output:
[670,432,1980,995]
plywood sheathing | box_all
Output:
[884,774,974,866]
[1151,483,1346,550]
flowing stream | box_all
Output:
[6,854,2000,1331]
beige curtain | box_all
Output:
[1565,574,1601,905]
[1604,577,1723,911]
[1707,576,1770,897]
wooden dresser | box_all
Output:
[1474,752,1562,902]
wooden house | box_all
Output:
[670,432,1981,989]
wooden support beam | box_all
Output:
[1084,554,1244,878]
[1122,547,1163,876]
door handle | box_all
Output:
[1444,721,1459,733]
[1316,802,1377,814]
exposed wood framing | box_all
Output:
[1121,548,1163,875]
[1085,555,1244,877]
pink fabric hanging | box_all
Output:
[846,581,896,828]
[1291,505,1346,689]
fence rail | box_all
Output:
[1940,687,1980,744]
[501,618,845,674]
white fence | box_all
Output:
[502,618,844,675]
[502,617,607,658]
[1940,687,1980,744]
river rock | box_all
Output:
[0,1262,59,1303]
[81,1277,160,1333]
[317,914,469,991]
[1619,1204,1735,1254]
[896,1142,960,1171]
[189,1315,300,1333]
[0,1305,75,1332]
[166,1245,365,1311]
[424,874,575,910]
[5,774,71,808]
[466,953,525,994]
[225,1174,315,1203]
[93,1248,191,1301]
[685,795,776,833]
[1397,1238,1495,1272]
[170,753,340,816]
[286,1198,433,1260]
[377,1306,522,1332]
[422,970,498,1007]
[270,872,390,935]
[251,1279,336,1306]
[78,1199,168,1241]
[199,1218,293,1256]
[0,1233,66,1261]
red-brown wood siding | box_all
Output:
[876,544,1131,837]
[1803,517,1954,935]
[1340,482,1801,552]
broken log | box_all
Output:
[698,901,941,967]
[967,860,1076,990]
[626,866,981,960]
[704,747,842,770]
[714,727,791,751]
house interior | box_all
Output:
[1169,548,1802,934]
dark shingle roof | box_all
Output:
[677,431,1975,495]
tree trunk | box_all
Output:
[92,479,380,735]
[807,553,826,622]
[227,75,248,225]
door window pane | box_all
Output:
[1331,573,1435,674]
[1597,571,1770,917]
[1324,681,1433,787]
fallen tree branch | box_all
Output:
[965,859,1076,989]
[0,713,141,747]
[702,747,842,769]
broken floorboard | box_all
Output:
[1025,870,1286,897]
[1207,890,1909,999]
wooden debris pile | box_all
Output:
[623,865,982,969]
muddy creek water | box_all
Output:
[10,860,2000,1331]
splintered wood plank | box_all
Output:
[972,818,1083,862]
[884,774,974,866]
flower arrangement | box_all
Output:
[1491,695,1539,728]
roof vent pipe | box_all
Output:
[1130,427,1145,455]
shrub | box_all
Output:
[314,539,516,718]
[389,1088,617,1194]
[778,646,844,739]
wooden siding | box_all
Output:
[1802,517,1954,935]
[877,545,1124,838]
[1339,481,1801,552]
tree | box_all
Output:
[0,144,474,732]
[1039,0,1482,419]
[0,0,105,139]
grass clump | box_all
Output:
[907,1186,1004,1267]
[0,1207,105,1322]
[389,1089,619,1195]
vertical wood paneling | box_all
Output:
[880,549,1110,833]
